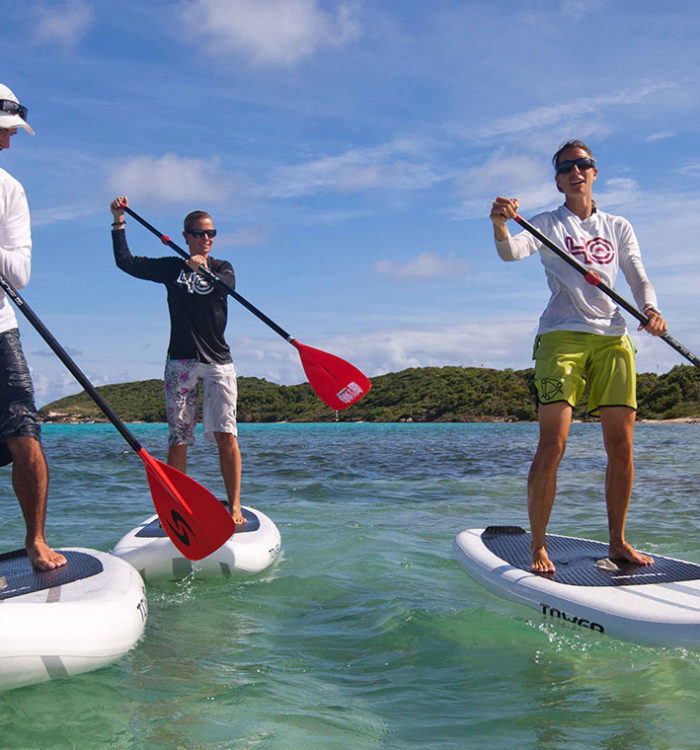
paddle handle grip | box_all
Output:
[0,272,143,451]
[121,205,295,344]
[513,214,700,369]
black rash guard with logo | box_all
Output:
[112,229,235,364]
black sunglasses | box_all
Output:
[0,99,29,122]
[555,157,596,175]
[186,228,217,238]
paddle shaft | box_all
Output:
[0,271,144,452]
[120,206,296,345]
[514,214,700,369]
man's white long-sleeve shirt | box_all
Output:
[0,167,32,334]
[496,204,657,337]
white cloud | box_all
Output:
[594,177,640,210]
[618,188,700,269]
[677,162,700,177]
[106,153,238,205]
[30,344,83,359]
[31,365,108,406]
[227,320,536,387]
[31,201,97,227]
[30,0,94,49]
[266,141,441,198]
[560,0,606,20]
[179,0,361,65]
[320,321,538,377]
[469,84,675,142]
[374,252,468,280]
[217,226,271,248]
[454,150,559,220]
[645,131,676,142]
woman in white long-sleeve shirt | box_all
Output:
[489,140,668,575]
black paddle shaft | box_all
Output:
[0,271,143,452]
[514,215,700,369]
[120,206,296,345]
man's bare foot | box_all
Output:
[609,541,653,566]
[531,545,556,575]
[27,541,67,571]
[230,506,247,526]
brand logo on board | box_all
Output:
[540,602,605,632]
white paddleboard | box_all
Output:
[454,526,700,648]
[113,505,281,582]
[0,547,147,693]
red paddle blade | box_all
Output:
[293,341,371,410]
[138,448,236,560]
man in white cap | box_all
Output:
[1,82,66,570]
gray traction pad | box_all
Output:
[482,526,700,587]
[0,549,104,601]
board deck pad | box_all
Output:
[0,549,104,601]
[482,526,700,587]
[135,506,260,538]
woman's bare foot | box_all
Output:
[531,545,556,575]
[231,505,247,527]
[27,541,67,571]
[609,540,653,566]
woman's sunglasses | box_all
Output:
[186,229,217,238]
[555,157,596,175]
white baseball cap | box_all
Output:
[0,83,34,135]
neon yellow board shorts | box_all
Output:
[533,330,637,416]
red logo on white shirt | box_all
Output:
[564,236,615,265]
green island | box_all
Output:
[38,364,700,423]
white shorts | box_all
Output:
[164,359,238,446]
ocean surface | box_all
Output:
[2,421,700,749]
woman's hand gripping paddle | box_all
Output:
[513,214,700,369]
[0,271,235,560]
[120,204,372,410]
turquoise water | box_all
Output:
[2,422,700,749]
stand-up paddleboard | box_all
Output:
[454,526,700,648]
[0,548,147,693]
[113,505,281,582]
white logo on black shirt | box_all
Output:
[176,270,213,295]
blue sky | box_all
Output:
[3,0,700,406]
